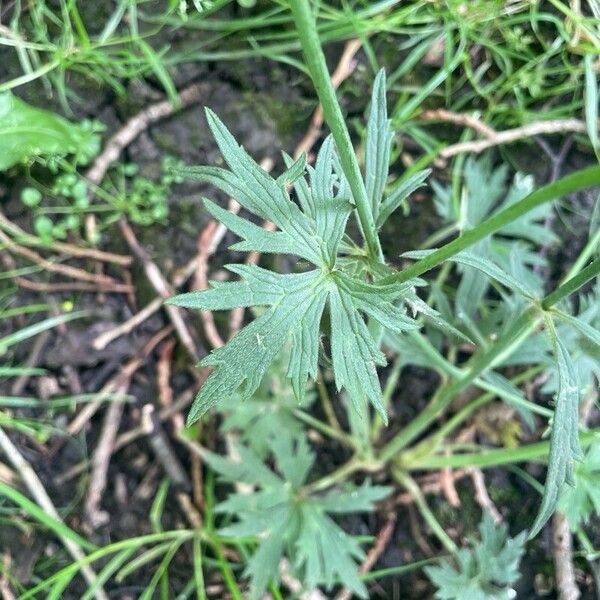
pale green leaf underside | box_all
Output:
[529,323,584,538]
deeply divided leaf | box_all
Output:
[169,103,423,425]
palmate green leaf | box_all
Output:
[203,435,389,599]
[0,92,100,170]
[169,107,423,425]
[529,320,584,538]
[425,512,526,600]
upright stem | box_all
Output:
[382,165,600,285]
[290,0,383,261]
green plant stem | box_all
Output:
[393,469,458,554]
[289,0,383,261]
[378,309,537,463]
[408,429,600,470]
[541,255,600,309]
[316,374,343,435]
[408,331,551,417]
[568,226,600,277]
[292,408,355,448]
[381,165,600,285]
[380,252,600,464]
[303,455,380,494]
[401,365,545,466]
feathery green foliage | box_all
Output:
[204,434,390,599]
[425,512,526,600]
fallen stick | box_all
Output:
[118,218,201,361]
[0,210,131,266]
[85,83,208,186]
[0,229,125,288]
[83,327,173,529]
[439,118,588,158]
[334,512,397,600]
[0,427,108,600]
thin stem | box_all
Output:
[292,408,355,449]
[381,165,600,285]
[394,469,457,554]
[289,0,383,261]
[303,456,380,494]
[401,365,545,467]
[542,255,600,309]
[378,309,537,463]
[409,429,600,470]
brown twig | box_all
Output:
[0,229,128,289]
[440,461,461,508]
[92,252,200,350]
[334,513,397,600]
[439,118,588,158]
[84,387,127,529]
[0,427,108,600]
[552,512,581,600]
[193,197,242,350]
[467,467,501,524]
[67,326,173,436]
[118,218,201,361]
[56,384,200,486]
[141,405,191,490]
[10,330,50,396]
[83,326,173,529]
[85,83,208,187]
[394,469,469,505]
[419,109,497,139]
[92,297,163,350]
[0,211,131,266]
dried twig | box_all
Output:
[419,108,497,139]
[141,405,190,489]
[193,197,242,349]
[56,386,200,486]
[85,83,208,187]
[552,512,581,600]
[84,387,127,529]
[67,326,173,436]
[467,467,501,524]
[0,229,128,289]
[0,211,131,266]
[0,427,108,600]
[394,469,469,505]
[92,252,199,350]
[440,462,461,508]
[92,297,163,350]
[334,513,397,600]
[10,330,50,396]
[118,218,201,361]
[440,118,588,158]
[83,327,173,529]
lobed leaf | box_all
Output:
[529,321,584,538]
